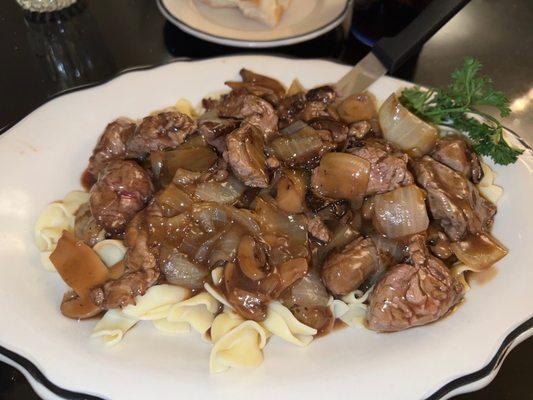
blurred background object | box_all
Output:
[15,0,77,12]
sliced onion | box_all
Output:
[162,145,217,177]
[369,233,404,264]
[195,175,246,204]
[450,233,508,271]
[173,168,202,186]
[275,170,306,214]
[280,120,309,136]
[379,94,438,156]
[208,225,243,268]
[373,184,429,239]
[311,152,370,201]
[285,271,329,308]
[156,184,192,217]
[271,125,323,165]
[159,248,208,289]
[276,258,309,295]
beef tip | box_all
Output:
[367,234,463,332]
[307,215,331,242]
[413,156,496,241]
[126,111,197,159]
[305,86,337,104]
[225,123,269,188]
[366,259,463,332]
[90,268,159,309]
[321,237,379,296]
[90,160,154,233]
[348,139,413,195]
[88,118,136,176]
[277,87,338,130]
[74,203,105,247]
[197,118,240,154]
[431,137,484,183]
[348,121,372,140]
[217,91,278,141]
[90,208,160,309]
[308,118,349,143]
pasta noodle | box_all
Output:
[175,99,197,118]
[93,240,127,267]
[210,311,244,344]
[154,292,220,338]
[34,191,90,270]
[210,314,268,373]
[262,302,316,346]
[204,282,234,310]
[91,309,138,347]
[333,287,374,327]
[477,162,503,203]
[122,285,191,320]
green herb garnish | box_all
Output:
[400,58,523,165]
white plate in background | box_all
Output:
[0,56,532,400]
[157,0,350,48]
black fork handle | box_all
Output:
[373,0,471,72]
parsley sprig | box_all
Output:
[399,58,523,165]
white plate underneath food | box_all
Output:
[0,55,532,400]
[157,0,350,48]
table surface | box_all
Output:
[0,0,531,398]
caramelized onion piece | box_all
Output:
[311,152,370,201]
[156,184,192,217]
[270,125,324,165]
[50,231,109,319]
[275,170,306,214]
[161,146,217,178]
[450,232,508,271]
[337,92,377,123]
[195,175,246,205]
[159,248,208,290]
[275,257,309,296]
[379,94,438,156]
[373,185,429,239]
[237,235,266,281]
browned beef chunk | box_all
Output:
[348,139,413,195]
[277,86,338,129]
[126,111,196,159]
[90,160,154,233]
[413,156,496,241]
[308,118,349,144]
[88,118,136,176]
[90,207,160,309]
[90,268,160,309]
[225,124,269,188]
[217,91,278,140]
[367,234,463,332]
[74,203,105,247]
[431,137,483,183]
[197,118,240,154]
[321,237,379,296]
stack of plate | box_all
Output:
[157,0,351,48]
